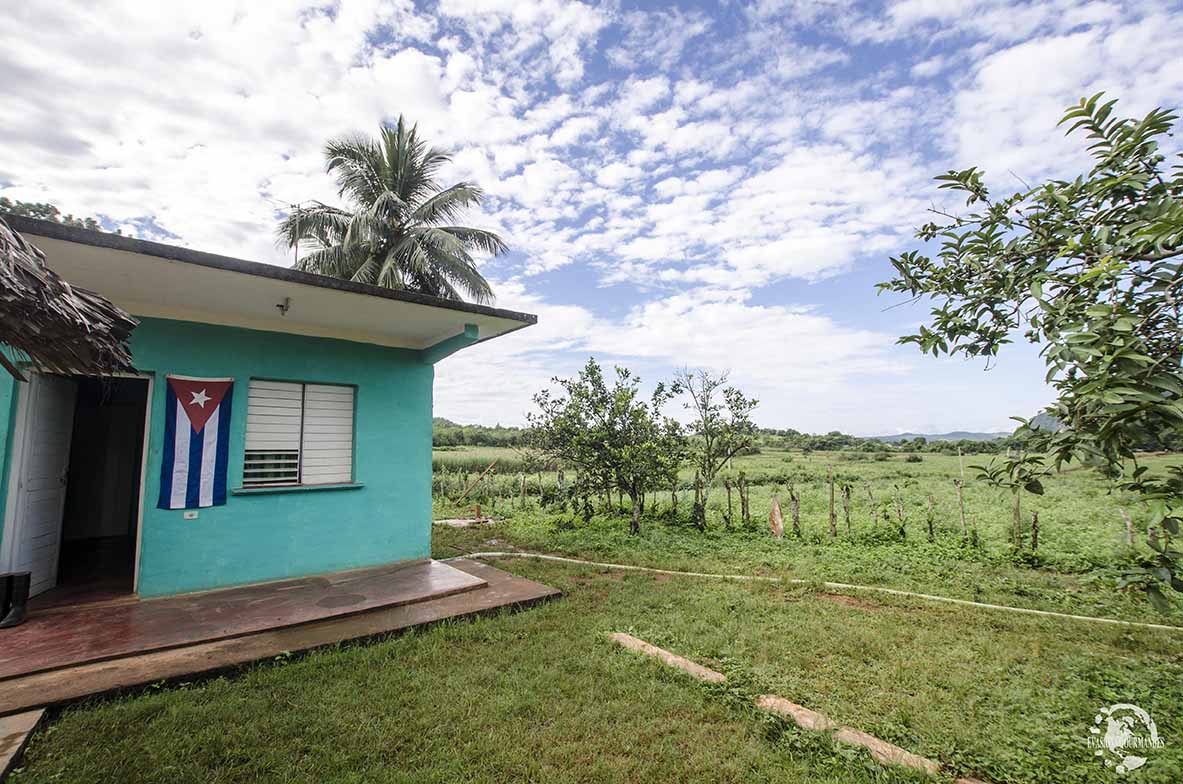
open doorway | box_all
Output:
[3,373,150,610]
[53,377,150,606]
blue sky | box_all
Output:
[3,1,1182,433]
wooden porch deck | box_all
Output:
[0,558,559,715]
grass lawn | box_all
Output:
[13,449,1183,783]
[13,559,1182,783]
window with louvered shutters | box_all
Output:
[300,384,354,484]
[243,380,354,487]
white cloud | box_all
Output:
[3,0,1173,433]
[595,162,643,188]
[550,115,600,147]
[436,0,608,86]
[948,13,1183,184]
[773,46,849,80]
[910,54,949,78]
[617,76,672,115]
[605,8,712,71]
[436,283,910,429]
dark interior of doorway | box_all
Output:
[32,377,149,610]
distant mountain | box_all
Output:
[868,431,1009,443]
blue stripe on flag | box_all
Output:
[158,382,177,509]
[185,416,204,508]
[213,385,232,505]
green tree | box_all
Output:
[277,116,503,303]
[880,94,1183,608]
[528,358,685,535]
[0,197,117,233]
[675,369,758,530]
[974,452,1048,550]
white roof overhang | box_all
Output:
[9,217,536,353]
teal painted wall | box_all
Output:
[1,317,435,597]
[0,357,17,556]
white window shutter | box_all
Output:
[300,384,354,484]
[244,380,303,486]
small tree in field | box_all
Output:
[880,94,1183,608]
[675,369,758,530]
[974,452,1049,550]
[528,358,685,535]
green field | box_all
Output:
[434,446,1182,624]
[14,447,1182,783]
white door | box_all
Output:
[10,374,77,597]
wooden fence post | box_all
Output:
[724,478,733,528]
[827,465,837,538]
[739,471,750,528]
[789,484,801,538]
[926,494,935,542]
[956,448,969,538]
[863,481,876,528]
[1012,491,1023,549]
[1120,509,1135,548]
[769,497,784,539]
[894,487,905,538]
[693,471,705,530]
[841,484,852,536]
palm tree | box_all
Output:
[278,116,503,303]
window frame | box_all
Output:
[242,377,358,489]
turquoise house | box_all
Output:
[0,216,535,602]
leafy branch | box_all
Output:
[880,93,1183,608]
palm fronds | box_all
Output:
[0,215,137,380]
[278,115,504,304]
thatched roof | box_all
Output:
[0,214,136,381]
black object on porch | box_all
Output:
[0,571,31,628]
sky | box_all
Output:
[3,0,1182,435]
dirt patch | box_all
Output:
[815,592,882,612]
[653,574,672,583]
[571,571,627,586]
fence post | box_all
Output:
[724,478,733,528]
[789,484,801,538]
[926,494,935,542]
[841,484,852,535]
[739,471,750,528]
[827,466,837,538]
[863,481,876,528]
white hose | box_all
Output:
[452,551,1183,634]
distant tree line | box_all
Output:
[758,429,1027,455]
[432,418,527,447]
[436,419,1179,453]
[0,198,118,234]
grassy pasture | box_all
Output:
[14,446,1181,783]
[434,446,1182,623]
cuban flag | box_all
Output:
[158,376,234,509]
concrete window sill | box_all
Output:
[230,482,364,496]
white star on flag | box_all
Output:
[190,389,211,408]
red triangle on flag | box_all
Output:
[168,377,233,433]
